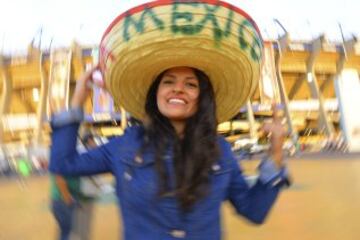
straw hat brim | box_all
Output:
[100,0,263,123]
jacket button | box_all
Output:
[124,172,132,181]
[212,164,221,171]
[170,230,186,238]
[134,155,143,164]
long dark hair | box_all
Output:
[142,67,219,211]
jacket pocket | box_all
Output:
[119,152,158,205]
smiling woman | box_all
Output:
[49,1,290,239]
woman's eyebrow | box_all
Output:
[163,73,197,80]
[163,73,176,78]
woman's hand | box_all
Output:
[261,103,287,169]
[71,65,104,108]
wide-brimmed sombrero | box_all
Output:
[99,0,263,123]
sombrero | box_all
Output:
[99,0,263,123]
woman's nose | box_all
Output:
[173,82,184,93]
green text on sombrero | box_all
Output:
[122,2,262,61]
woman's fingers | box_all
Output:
[82,64,100,85]
[260,103,287,139]
[92,69,105,88]
[71,65,104,108]
[261,122,271,133]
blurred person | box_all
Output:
[75,132,101,240]
[50,132,98,240]
[50,174,78,240]
[0,148,13,177]
[17,156,32,188]
[49,1,290,239]
[17,157,32,177]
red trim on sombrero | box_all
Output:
[100,0,262,44]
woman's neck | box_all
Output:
[170,120,185,139]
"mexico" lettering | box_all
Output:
[123,7,165,41]
[121,1,262,61]
[171,2,234,44]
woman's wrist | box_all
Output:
[70,97,84,109]
[270,147,284,169]
[51,107,84,127]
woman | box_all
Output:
[50,65,288,239]
[50,1,289,239]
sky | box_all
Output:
[0,0,359,54]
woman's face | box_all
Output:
[157,66,200,122]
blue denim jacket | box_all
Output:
[50,117,287,240]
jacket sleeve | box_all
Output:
[49,108,138,177]
[49,121,116,176]
[223,140,286,224]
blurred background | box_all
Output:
[0,0,360,240]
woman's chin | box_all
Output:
[163,113,189,122]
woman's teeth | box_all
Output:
[168,98,185,104]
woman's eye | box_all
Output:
[186,82,198,88]
[162,79,174,84]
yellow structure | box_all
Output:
[0,37,360,149]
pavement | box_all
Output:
[1,156,360,240]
